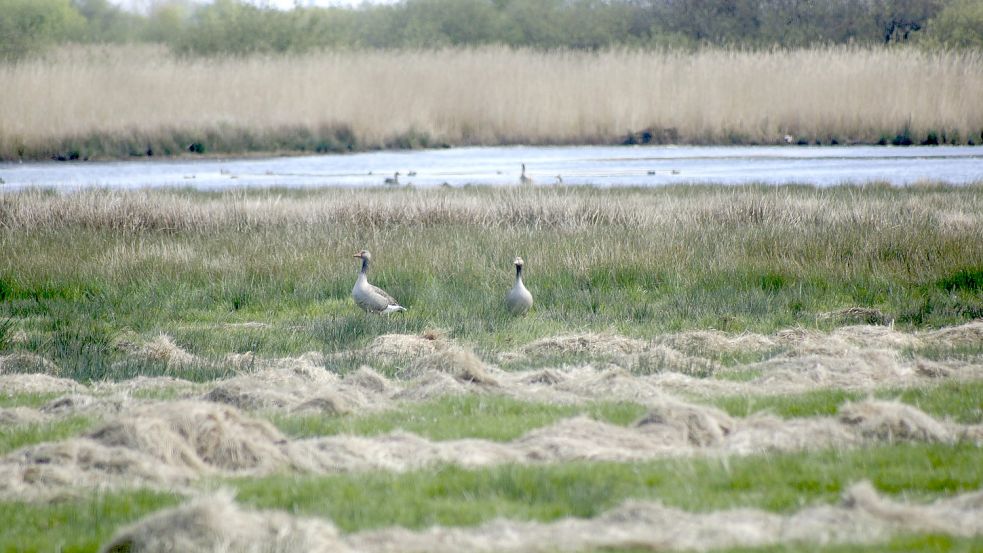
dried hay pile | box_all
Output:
[101,482,983,553]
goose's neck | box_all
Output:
[514,264,523,282]
[359,257,369,277]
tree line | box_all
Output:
[2,0,981,59]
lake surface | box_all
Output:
[1,145,981,190]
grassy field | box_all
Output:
[1,46,982,160]
[2,183,982,552]
[2,184,982,380]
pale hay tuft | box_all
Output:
[0,373,82,395]
[635,398,735,447]
[921,321,983,348]
[363,333,444,363]
[116,333,197,369]
[404,347,498,386]
[838,400,955,443]
[100,491,344,553]
[104,482,983,553]
[89,401,292,473]
[504,333,648,360]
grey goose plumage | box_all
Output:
[352,250,406,314]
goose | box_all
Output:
[352,250,406,314]
[384,172,400,185]
[519,163,533,186]
[554,175,563,185]
[506,256,533,315]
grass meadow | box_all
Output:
[2,184,982,379]
[2,183,983,552]
[1,45,982,160]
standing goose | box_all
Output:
[506,256,534,315]
[352,250,406,314]
[519,163,533,186]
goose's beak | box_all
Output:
[353,253,361,258]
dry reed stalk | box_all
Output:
[1,45,981,157]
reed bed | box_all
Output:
[1,46,982,160]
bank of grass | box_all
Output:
[0,415,98,456]
[1,442,980,551]
[0,379,977,459]
[271,396,649,441]
[1,46,982,161]
[2,185,982,380]
[268,380,983,442]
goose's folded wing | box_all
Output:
[370,284,399,305]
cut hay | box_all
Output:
[100,491,343,553]
[104,482,983,553]
[744,350,910,389]
[630,345,721,377]
[0,438,198,500]
[116,333,198,369]
[3,397,980,499]
[502,333,648,362]
[342,366,394,394]
[202,357,380,413]
[0,407,48,426]
[656,329,779,357]
[921,321,983,348]
[634,398,735,447]
[818,307,891,326]
[89,401,293,473]
[403,347,498,386]
[363,332,444,363]
[0,373,82,395]
[0,352,60,376]
[838,400,955,443]
[293,393,352,416]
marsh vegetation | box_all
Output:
[2,46,981,161]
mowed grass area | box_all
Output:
[1,442,980,552]
[2,380,980,462]
[1,46,982,161]
[1,184,982,381]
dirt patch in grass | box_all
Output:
[102,481,983,553]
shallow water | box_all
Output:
[1,145,981,190]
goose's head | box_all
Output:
[513,256,524,268]
[354,250,372,261]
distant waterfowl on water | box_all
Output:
[384,172,400,185]
[519,163,533,186]
[506,256,534,315]
[352,250,406,314]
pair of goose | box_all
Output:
[352,250,533,315]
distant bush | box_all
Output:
[922,0,983,49]
[0,0,84,60]
[0,0,979,60]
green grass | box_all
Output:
[271,395,648,441]
[266,380,983,444]
[712,380,983,423]
[1,185,981,381]
[0,442,978,551]
[230,442,982,532]
[0,392,61,409]
[0,490,181,553]
[0,416,98,456]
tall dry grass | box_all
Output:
[1,45,982,159]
